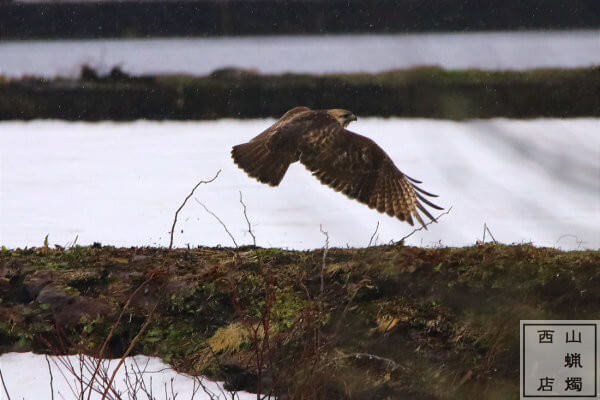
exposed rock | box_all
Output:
[36,283,70,305]
[221,362,258,392]
[53,296,113,327]
[23,270,54,299]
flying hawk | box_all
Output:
[231,106,442,227]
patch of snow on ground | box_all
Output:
[0,352,256,400]
[0,118,598,250]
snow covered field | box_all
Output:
[1,30,600,78]
[0,118,598,250]
[0,352,255,400]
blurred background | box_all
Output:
[0,0,599,250]
[2,0,600,38]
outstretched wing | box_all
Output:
[299,127,443,227]
[231,106,316,186]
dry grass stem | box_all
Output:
[368,221,380,247]
[195,198,239,249]
[397,206,453,244]
[100,299,161,400]
[239,190,257,247]
[482,222,498,244]
[169,169,221,249]
[0,368,11,400]
[319,225,329,296]
[86,277,154,400]
[45,354,55,400]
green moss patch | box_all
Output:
[0,244,599,398]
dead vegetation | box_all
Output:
[0,244,600,399]
[1,242,599,399]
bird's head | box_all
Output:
[327,109,358,128]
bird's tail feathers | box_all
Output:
[231,141,291,187]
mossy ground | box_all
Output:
[1,244,599,399]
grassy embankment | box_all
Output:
[1,66,599,121]
[1,244,599,399]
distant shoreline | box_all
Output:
[3,31,600,79]
[2,66,599,121]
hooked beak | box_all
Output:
[349,114,358,122]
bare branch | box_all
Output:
[482,223,486,243]
[42,279,161,400]
[64,234,78,249]
[396,206,453,244]
[554,234,584,250]
[367,221,379,247]
[45,355,55,400]
[170,377,178,400]
[239,191,256,247]
[195,198,239,249]
[100,298,161,400]
[78,354,84,400]
[0,368,11,400]
[86,278,153,400]
[169,169,221,249]
[482,222,497,244]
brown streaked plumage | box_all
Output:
[231,106,443,228]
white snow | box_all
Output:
[0,352,256,400]
[1,31,600,78]
[0,118,598,250]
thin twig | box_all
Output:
[554,234,584,250]
[64,234,78,249]
[45,355,55,400]
[169,169,221,249]
[130,357,153,399]
[396,206,453,244]
[195,198,239,249]
[43,354,80,400]
[367,221,379,247]
[86,278,153,400]
[170,377,178,400]
[239,191,256,246]
[319,225,329,297]
[482,222,498,244]
[0,368,11,400]
[190,378,199,400]
[100,298,161,400]
[78,354,84,400]
[194,376,220,400]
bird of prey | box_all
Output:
[231,106,442,227]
